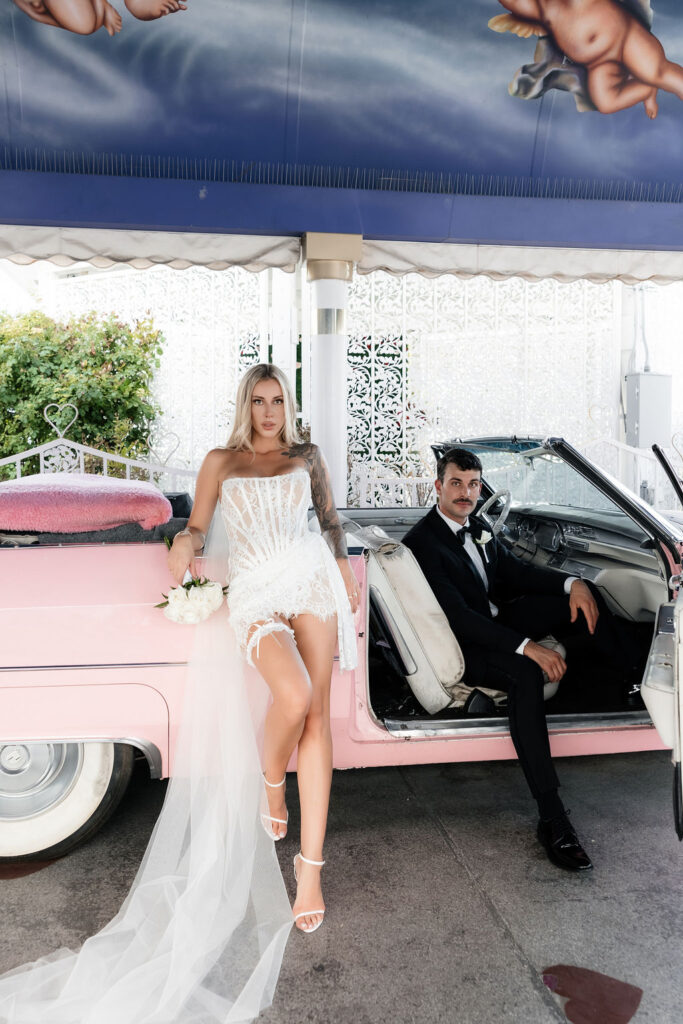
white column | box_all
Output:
[310,276,349,504]
[304,233,362,508]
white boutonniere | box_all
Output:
[474,528,492,562]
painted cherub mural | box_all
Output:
[11,0,187,37]
[489,1,683,118]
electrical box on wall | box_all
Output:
[625,373,672,448]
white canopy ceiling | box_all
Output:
[359,239,683,285]
[1,225,682,284]
[0,226,300,273]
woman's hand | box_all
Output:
[167,534,197,585]
[165,448,223,584]
[337,558,360,614]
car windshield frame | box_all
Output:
[431,435,683,551]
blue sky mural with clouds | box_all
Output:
[1,0,683,190]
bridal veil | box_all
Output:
[0,506,293,1023]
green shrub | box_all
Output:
[0,311,163,479]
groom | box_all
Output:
[403,447,638,872]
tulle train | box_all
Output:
[0,510,293,1023]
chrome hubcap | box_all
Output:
[0,743,83,820]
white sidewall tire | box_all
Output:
[0,742,134,861]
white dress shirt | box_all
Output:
[436,505,577,656]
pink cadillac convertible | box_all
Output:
[1,428,681,861]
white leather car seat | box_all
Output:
[365,536,562,714]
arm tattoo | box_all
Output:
[284,444,348,559]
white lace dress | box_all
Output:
[220,469,357,670]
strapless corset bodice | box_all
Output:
[220,469,312,581]
[218,470,357,671]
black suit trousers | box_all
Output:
[466,645,560,799]
[461,584,630,801]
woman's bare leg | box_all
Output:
[251,622,312,840]
[290,613,338,932]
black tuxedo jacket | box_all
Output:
[402,506,569,654]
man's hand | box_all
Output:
[523,640,567,683]
[569,580,599,634]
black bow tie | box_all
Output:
[457,517,484,545]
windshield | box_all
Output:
[432,437,683,546]
[471,446,637,522]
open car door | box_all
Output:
[644,444,683,839]
[640,591,683,840]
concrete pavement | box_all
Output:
[1,751,681,1023]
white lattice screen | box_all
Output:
[2,260,659,507]
[47,265,269,472]
[346,272,622,501]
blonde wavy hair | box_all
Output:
[226,363,301,452]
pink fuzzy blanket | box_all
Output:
[0,473,173,533]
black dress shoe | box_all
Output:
[463,688,497,716]
[537,815,594,872]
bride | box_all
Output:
[0,363,358,1022]
[168,362,359,932]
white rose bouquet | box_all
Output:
[157,533,227,624]
[156,577,227,625]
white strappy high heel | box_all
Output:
[293,852,326,934]
[260,774,288,840]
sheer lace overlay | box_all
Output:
[221,471,357,671]
[0,508,293,1024]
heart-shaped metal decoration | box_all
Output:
[43,403,79,439]
[147,431,181,466]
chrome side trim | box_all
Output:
[0,662,188,673]
[382,710,652,739]
[120,738,163,778]
[0,737,164,779]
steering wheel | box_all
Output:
[478,489,512,536]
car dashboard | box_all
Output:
[502,506,665,621]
